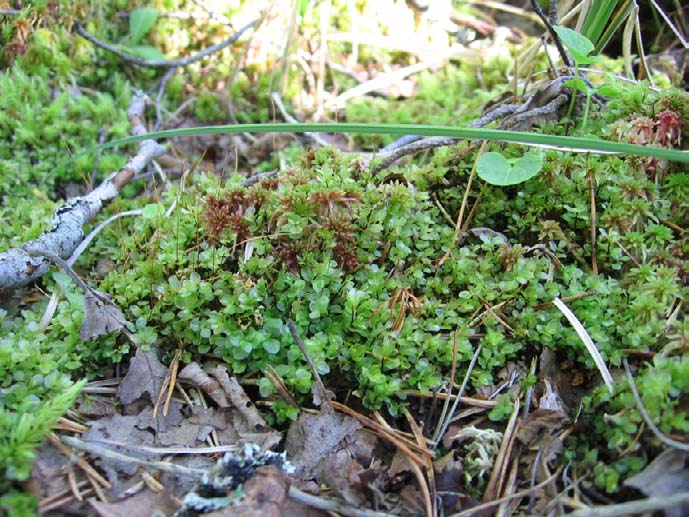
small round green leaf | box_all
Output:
[141,203,160,219]
[477,151,543,186]
[263,339,280,354]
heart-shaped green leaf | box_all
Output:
[553,26,600,65]
[129,7,159,44]
[477,151,543,186]
[564,77,589,93]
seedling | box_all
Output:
[117,7,166,61]
[553,26,602,132]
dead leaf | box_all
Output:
[395,485,427,516]
[285,412,362,478]
[88,487,179,517]
[117,348,167,405]
[178,362,229,407]
[82,414,155,480]
[29,445,71,501]
[80,289,129,340]
[135,403,184,434]
[209,365,266,429]
[77,395,117,417]
[625,449,689,517]
[388,449,413,478]
[315,449,381,506]
[310,380,335,412]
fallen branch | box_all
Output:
[0,93,165,289]
[73,18,256,68]
[372,137,459,174]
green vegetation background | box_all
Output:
[0,0,688,513]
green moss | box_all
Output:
[0,2,687,505]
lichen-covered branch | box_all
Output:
[0,93,165,289]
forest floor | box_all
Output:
[0,1,688,516]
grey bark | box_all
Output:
[0,93,165,289]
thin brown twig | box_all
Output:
[287,319,333,411]
[87,473,109,502]
[532,290,598,310]
[332,401,432,463]
[371,137,459,174]
[39,484,93,514]
[162,349,181,417]
[400,390,496,408]
[449,466,563,516]
[432,344,483,447]
[67,468,83,501]
[437,141,488,269]
[265,365,301,409]
[46,433,112,490]
[54,417,88,433]
[588,161,598,275]
[483,398,521,501]
[73,19,257,68]
[404,409,436,517]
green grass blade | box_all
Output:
[593,0,634,54]
[581,0,619,45]
[77,123,689,164]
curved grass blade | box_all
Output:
[75,123,689,164]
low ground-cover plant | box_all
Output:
[0,1,688,508]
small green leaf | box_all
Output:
[553,26,600,65]
[477,151,543,186]
[597,83,620,98]
[122,45,167,61]
[263,339,280,354]
[52,271,74,292]
[129,7,159,44]
[564,77,589,93]
[141,203,160,219]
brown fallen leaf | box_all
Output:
[178,362,229,407]
[77,395,117,418]
[82,414,155,482]
[80,289,129,341]
[625,449,689,517]
[285,411,362,478]
[117,348,167,405]
[88,487,179,517]
[210,364,267,429]
[28,445,72,503]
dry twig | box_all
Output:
[73,19,257,68]
[0,93,164,289]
